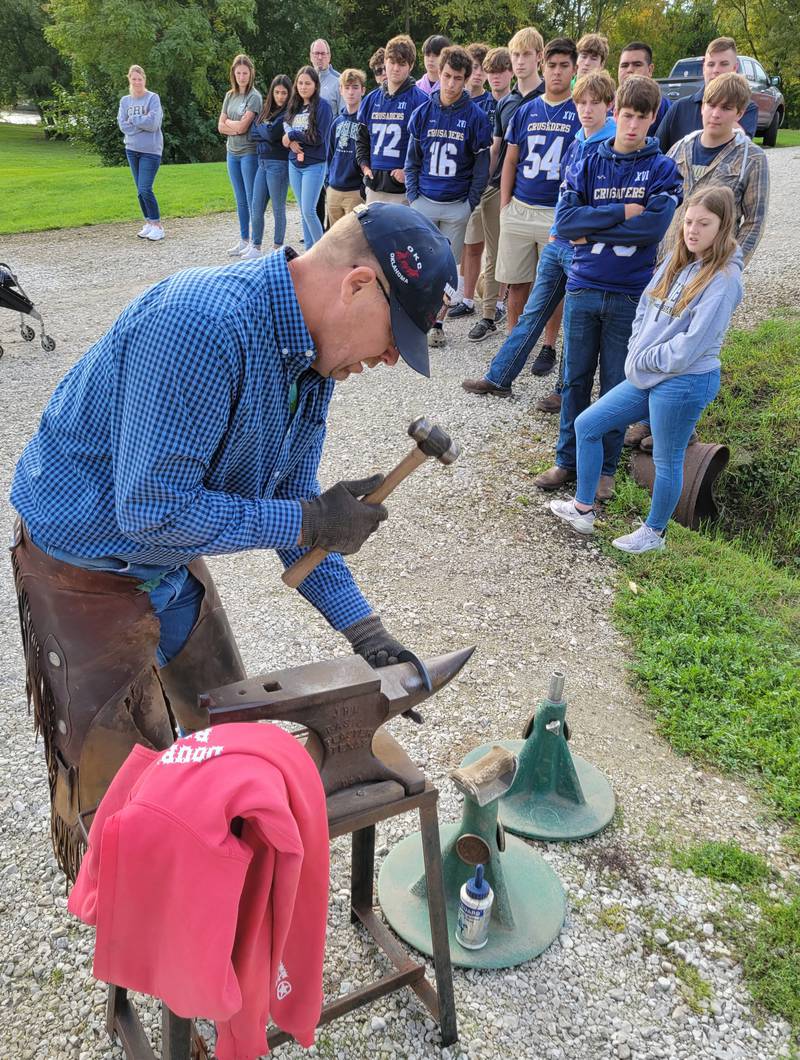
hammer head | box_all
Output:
[408,415,460,465]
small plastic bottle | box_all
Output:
[455,863,493,949]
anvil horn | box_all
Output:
[378,646,476,716]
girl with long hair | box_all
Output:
[117,65,164,241]
[247,74,292,256]
[218,54,262,256]
[281,65,334,248]
[549,186,744,553]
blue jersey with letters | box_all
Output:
[554,137,683,296]
[506,95,581,207]
[405,90,492,206]
[357,81,428,171]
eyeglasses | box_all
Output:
[374,67,385,77]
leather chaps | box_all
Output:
[11,523,246,881]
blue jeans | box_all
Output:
[251,159,290,247]
[226,152,259,240]
[556,287,639,475]
[486,242,572,390]
[575,370,721,530]
[125,150,161,222]
[289,162,326,247]
[35,541,203,666]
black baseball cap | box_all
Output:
[355,202,458,377]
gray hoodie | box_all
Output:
[625,246,743,390]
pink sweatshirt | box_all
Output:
[68,723,328,1060]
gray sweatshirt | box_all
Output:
[625,246,743,389]
[117,91,163,155]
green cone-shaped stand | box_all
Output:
[378,778,565,969]
[462,673,615,842]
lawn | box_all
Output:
[0,124,239,234]
[773,126,800,148]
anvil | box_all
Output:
[199,647,475,801]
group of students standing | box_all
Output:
[115,28,770,555]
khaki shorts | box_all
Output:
[365,188,409,207]
[326,187,363,226]
[495,198,556,285]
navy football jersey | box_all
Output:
[357,82,428,171]
[506,96,582,207]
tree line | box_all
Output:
[1,0,796,164]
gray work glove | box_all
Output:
[343,614,406,669]
[300,474,388,555]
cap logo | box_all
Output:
[390,246,423,284]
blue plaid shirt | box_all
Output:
[11,251,373,631]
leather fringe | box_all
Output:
[11,548,85,880]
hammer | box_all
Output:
[282,416,460,588]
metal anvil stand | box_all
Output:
[106,648,474,1057]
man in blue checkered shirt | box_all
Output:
[10,205,457,869]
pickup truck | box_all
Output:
[656,56,785,146]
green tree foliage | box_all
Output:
[0,0,69,108]
[45,0,257,163]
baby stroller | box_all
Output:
[0,263,56,358]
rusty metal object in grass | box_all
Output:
[631,442,730,529]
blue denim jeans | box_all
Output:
[486,242,572,390]
[251,159,290,247]
[125,150,161,221]
[556,287,639,475]
[34,540,203,666]
[226,152,259,240]
[288,162,326,247]
[575,370,721,530]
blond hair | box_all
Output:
[508,27,545,56]
[229,53,255,94]
[339,68,366,89]
[651,186,738,315]
[576,33,609,63]
[127,65,146,81]
[573,70,616,106]
[703,72,750,112]
[706,36,737,56]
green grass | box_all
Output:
[670,840,800,1038]
[671,840,772,885]
[601,475,800,820]
[0,124,240,234]
[698,314,800,567]
[773,127,800,148]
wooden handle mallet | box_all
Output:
[282,415,460,588]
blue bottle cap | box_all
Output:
[465,863,490,900]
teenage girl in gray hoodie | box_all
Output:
[549,185,743,554]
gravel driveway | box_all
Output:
[0,148,798,1060]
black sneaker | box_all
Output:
[468,318,497,342]
[448,301,476,319]
[530,344,557,376]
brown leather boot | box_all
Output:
[535,391,561,414]
[534,465,576,490]
[462,377,512,397]
[595,475,616,502]
[624,422,651,448]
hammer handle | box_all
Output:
[281,446,429,588]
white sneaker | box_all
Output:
[228,239,248,256]
[612,522,666,554]
[146,226,164,241]
[240,244,262,259]
[137,223,153,238]
[549,498,597,535]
